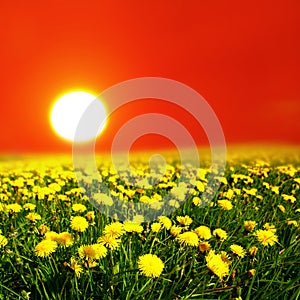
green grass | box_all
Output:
[0,151,299,299]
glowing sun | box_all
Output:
[50,91,107,142]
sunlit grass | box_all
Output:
[0,145,299,299]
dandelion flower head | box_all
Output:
[255,229,278,246]
[177,231,199,247]
[70,216,89,232]
[230,244,246,258]
[35,240,58,257]
[138,254,164,278]
[194,225,212,240]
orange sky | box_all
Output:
[1,1,300,153]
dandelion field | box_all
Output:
[0,146,299,299]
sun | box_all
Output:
[50,91,107,143]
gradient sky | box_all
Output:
[1,1,300,153]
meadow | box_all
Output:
[0,146,299,299]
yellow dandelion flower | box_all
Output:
[86,211,95,221]
[278,205,286,213]
[244,220,257,232]
[192,196,201,206]
[152,193,162,201]
[69,257,83,277]
[220,177,228,185]
[263,223,276,233]
[124,189,136,199]
[23,203,36,211]
[49,182,61,192]
[107,174,117,183]
[248,269,256,277]
[98,235,121,250]
[103,222,124,237]
[213,228,227,241]
[170,225,182,237]
[271,186,280,194]
[26,212,42,222]
[220,251,231,264]
[263,182,270,189]
[0,235,8,247]
[158,182,168,189]
[35,240,57,257]
[282,194,296,203]
[194,225,212,240]
[158,216,172,230]
[123,222,143,233]
[177,231,199,247]
[117,184,125,193]
[243,188,257,196]
[249,246,258,256]
[72,203,87,213]
[199,241,210,252]
[196,180,205,192]
[255,229,278,246]
[176,215,193,226]
[70,216,89,232]
[56,232,73,247]
[287,220,298,227]
[58,194,68,201]
[38,223,49,235]
[11,178,24,188]
[84,260,98,268]
[111,190,119,197]
[78,244,107,260]
[223,189,234,199]
[138,254,164,278]
[205,250,229,279]
[230,244,246,258]
[217,200,233,210]
[45,231,59,241]
[0,203,6,212]
[197,168,208,181]
[6,203,22,213]
[101,169,109,177]
[151,222,162,233]
[140,195,151,203]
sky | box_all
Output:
[1,0,300,153]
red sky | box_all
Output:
[1,0,300,153]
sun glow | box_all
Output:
[50,91,107,143]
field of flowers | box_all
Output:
[0,147,299,299]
